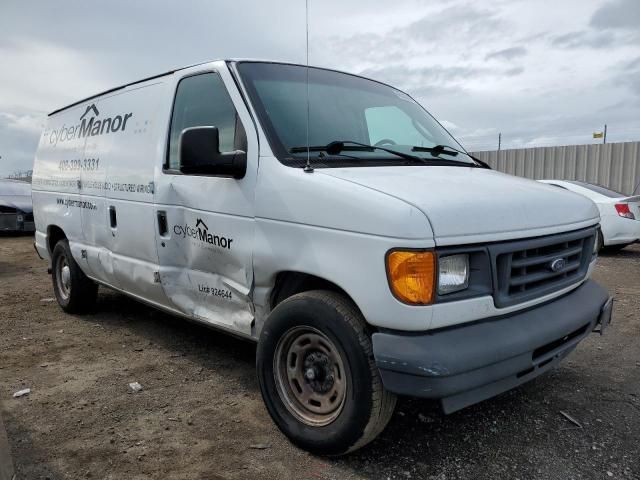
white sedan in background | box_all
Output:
[539,180,640,251]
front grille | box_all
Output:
[491,228,596,308]
[24,213,34,222]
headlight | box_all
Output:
[17,215,24,222]
[438,254,469,294]
[386,250,435,304]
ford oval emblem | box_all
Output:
[549,258,566,272]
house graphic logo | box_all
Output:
[196,218,208,230]
[80,104,100,120]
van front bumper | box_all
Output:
[372,280,612,413]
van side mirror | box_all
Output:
[179,126,246,179]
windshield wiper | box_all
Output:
[412,144,459,157]
[412,144,491,169]
[288,141,489,169]
[290,140,421,162]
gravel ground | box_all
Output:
[1,235,639,480]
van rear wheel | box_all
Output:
[257,290,396,455]
[51,239,98,313]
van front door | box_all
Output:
[154,69,257,335]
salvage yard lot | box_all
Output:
[1,235,639,480]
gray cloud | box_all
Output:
[504,66,525,76]
[552,0,640,50]
[590,0,640,30]
[318,3,506,68]
[622,56,640,71]
[362,65,482,87]
[0,111,43,175]
[403,4,505,43]
[485,46,527,61]
[359,64,527,97]
[607,56,640,97]
[551,30,617,49]
[0,0,308,100]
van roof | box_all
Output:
[48,59,398,117]
[48,59,221,117]
[49,58,305,116]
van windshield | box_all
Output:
[236,62,474,168]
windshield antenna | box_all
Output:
[303,0,313,173]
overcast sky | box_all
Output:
[1,0,639,176]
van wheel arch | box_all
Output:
[47,225,67,256]
[270,272,362,314]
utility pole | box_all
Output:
[498,132,502,151]
[603,124,607,144]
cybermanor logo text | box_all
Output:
[47,104,133,146]
[173,218,233,249]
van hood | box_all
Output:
[319,166,600,245]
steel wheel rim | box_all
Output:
[274,326,348,427]
[56,254,71,300]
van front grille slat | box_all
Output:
[509,261,580,288]
[510,245,583,268]
[491,228,596,308]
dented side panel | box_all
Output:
[157,212,255,334]
[79,82,171,307]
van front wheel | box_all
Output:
[257,290,396,455]
[51,239,98,313]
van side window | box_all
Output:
[167,72,246,171]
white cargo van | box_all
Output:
[32,60,613,455]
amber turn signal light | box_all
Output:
[386,250,436,305]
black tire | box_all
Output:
[51,239,98,313]
[256,290,396,455]
[596,228,604,253]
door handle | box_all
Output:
[157,211,168,236]
[109,206,117,228]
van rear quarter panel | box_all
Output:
[32,80,170,291]
[33,104,92,256]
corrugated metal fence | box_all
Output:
[472,141,640,196]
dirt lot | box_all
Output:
[1,235,639,480]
